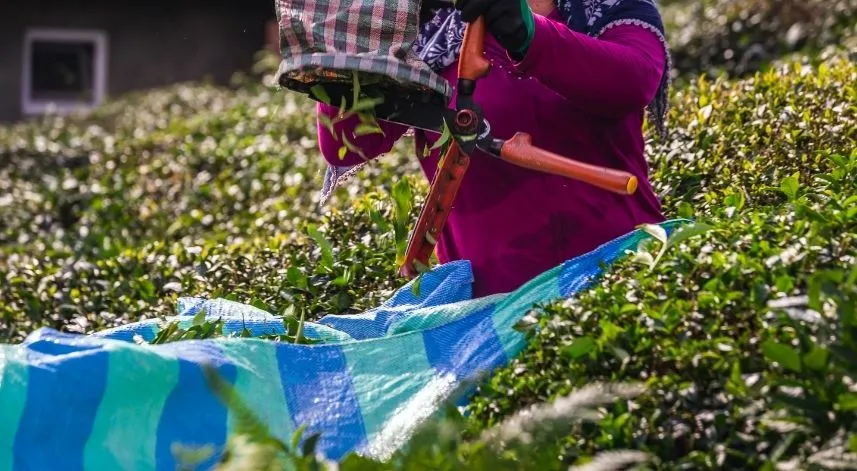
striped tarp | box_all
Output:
[273,0,453,102]
[0,220,684,470]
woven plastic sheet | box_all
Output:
[273,0,452,103]
[0,220,684,470]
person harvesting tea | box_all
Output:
[316,0,671,296]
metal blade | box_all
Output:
[374,101,451,135]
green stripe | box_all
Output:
[492,266,563,359]
[218,340,294,444]
[341,332,434,451]
[84,343,180,471]
[0,347,29,471]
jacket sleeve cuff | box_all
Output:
[506,13,553,74]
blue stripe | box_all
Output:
[276,343,367,461]
[154,341,237,471]
[13,333,109,471]
[94,323,160,343]
[422,304,508,381]
[316,260,474,340]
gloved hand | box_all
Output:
[455,0,535,57]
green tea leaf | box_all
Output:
[306,225,334,270]
[318,114,336,135]
[726,361,747,396]
[411,273,424,297]
[391,178,414,265]
[609,345,630,364]
[677,201,695,219]
[667,222,713,248]
[294,305,307,344]
[849,434,857,453]
[780,172,800,201]
[838,393,857,411]
[803,346,829,371]
[431,120,452,151]
[350,97,385,113]
[352,70,361,108]
[338,96,347,118]
[301,432,322,456]
[562,336,597,359]
[310,85,331,105]
[192,309,206,327]
[286,267,307,289]
[762,340,802,372]
[724,191,745,210]
[354,123,384,137]
[291,425,307,451]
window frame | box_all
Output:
[21,28,109,115]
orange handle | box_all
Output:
[499,133,638,195]
[457,16,491,81]
[400,142,471,279]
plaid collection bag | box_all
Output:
[273,0,453,103]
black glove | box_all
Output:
[455,0,535,56]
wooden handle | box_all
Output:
[499,133,638,195]
[457,16,491,82]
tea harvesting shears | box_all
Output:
[372,17,639,277]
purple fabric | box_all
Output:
[317,14,666,297]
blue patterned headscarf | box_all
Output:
[320,0,671,206]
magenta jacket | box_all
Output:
[316,10,667,297]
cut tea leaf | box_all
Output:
[309,85,331,105]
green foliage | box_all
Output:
[0,79,422,342]
[391,177,415,267]
[664,0,857,79]
[1,14,857,471]
[467,56,857,469]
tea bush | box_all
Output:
[2,20,857,471]
[664,0,857,78]
[0,82,421,341]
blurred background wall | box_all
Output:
[0,0,275,123]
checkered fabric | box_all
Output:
[274,0,453,102]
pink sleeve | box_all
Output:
[316,103,409,167]
[510,16,666,117]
